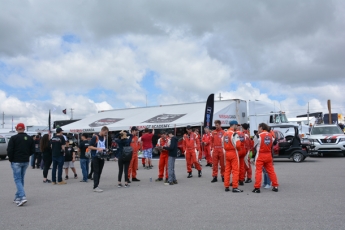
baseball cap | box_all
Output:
[186,125,192,130]
[131,126,138,131]
[229,120,238,126]
[56,127,64,133]
[16,123,25,130]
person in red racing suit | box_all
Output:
[202,127,212,167]
[223,120,243,193]
[210,120,225,183]
[252,123,279,193]
[183,125,202,178]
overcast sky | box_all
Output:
[0,0,344,127]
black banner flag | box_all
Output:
[203,94,214,128]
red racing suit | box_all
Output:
[183,133,202,173]
[201,132,212,164]
[211,128,225,177]
[254,131,279,189]
[128,136,140,180]
[243,130,253,179]
[223,128,241,188]
[157,137,169,179]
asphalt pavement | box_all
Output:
[0,155,344,230]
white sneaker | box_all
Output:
[17,198,27,207]
[93,187,103,192]
[264,184,272,189]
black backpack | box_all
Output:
[122,146,133,162]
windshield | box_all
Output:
[311,126,343,135]
[274,114,289,123]
[0,138,5,143]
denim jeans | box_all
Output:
[168,156,177,183]
[11,162,29,200]
[30,154,35,167]
[80,158,89,181]
[263,167,271,185]
[52,156,65,182]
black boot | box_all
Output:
[245,178,252,183]
[198,170,202,178]
[239,180,244,186]
[232,188,243,193]
[222,176,224,182]
[252,188,261,193]
[211,177,217,183]
[225,187,230,192]
[187,172,193,178]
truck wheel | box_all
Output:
[293,152,303,162]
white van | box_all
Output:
[0,132,38,160]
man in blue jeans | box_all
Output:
[78,133,90,182]
[51,128,67,185]
[7,123,35,207]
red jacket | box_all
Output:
[211,128,225,149]
[223,129,241,152]
[183,133,197,151]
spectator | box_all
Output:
[30,135,36,168]
[78,133,90,182]
[89,126,109,192]
[162,129,178,185]
[88,133,97,180]
[263,167,271,189]
[51,128,67,185]
[155,131,169,183]
[63,143,78,180]
[140,128,155,170]
[40,134,52,183]
[115,131,133,188]
[7,123,35,206]
[33,135,42,170]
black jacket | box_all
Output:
[7,133,35,163]
[115,133,132,159]
[163,136,178,157]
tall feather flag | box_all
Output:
[203,94,214,128]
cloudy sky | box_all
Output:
[0,0,344,128]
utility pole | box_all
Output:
[1,112,4,128]
[146,95,147,107]
[307,102,310,126]
[218,93,223,101]
[70,108,74,120]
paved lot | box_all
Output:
[0,155,344,230]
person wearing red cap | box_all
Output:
[128,126,140,182]
[223,120,243,193]
[7,123,35,206]
[252,123,279,193]
[211,120,225,183]
[183,125,202,178]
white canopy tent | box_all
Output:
[60,99,247,133]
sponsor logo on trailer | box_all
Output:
[89,118,123,127]
[143,114,186,123]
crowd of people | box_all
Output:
[6,119,279,207]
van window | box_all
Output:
[0,138,5,143]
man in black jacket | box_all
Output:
[162,129,178,185]
[7,123,35,206]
